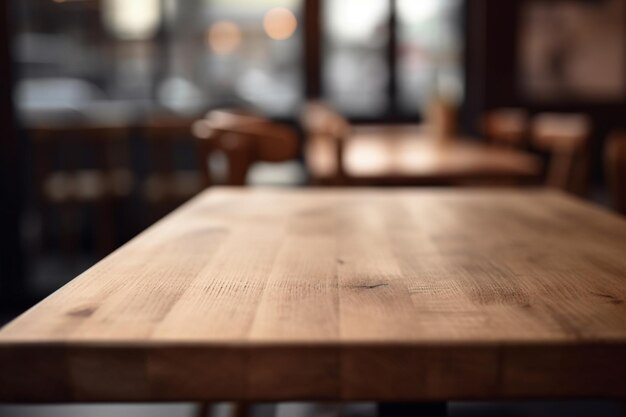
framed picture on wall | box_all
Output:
[518,0,626,102]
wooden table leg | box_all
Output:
[196,402,250,417]
[196,402,211,417]
[232,402,250,417]
[378,402,447,417]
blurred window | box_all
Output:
[12,0,461,122]
[323,0,390,117]
[12,0,303,122]
[161,0,303,117]
[323,0,463,119]
[396,0,463,115]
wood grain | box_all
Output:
[1,188,626,402]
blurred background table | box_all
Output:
[307,125,543,186]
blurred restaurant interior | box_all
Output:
[1,0,626,414]
[3,0,626,315]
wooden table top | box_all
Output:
[2,188,626,402]
[307,125,542,185]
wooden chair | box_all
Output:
[605,131,626,216]
[482,108,528,149]
[192,110,300,186]
[530,113,592,195]
[140,118,212,223]
[30,125,133,256]
[300,101,351,184]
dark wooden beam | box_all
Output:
[482,0,521,109]
[304,0,321,98]
[387,0,398,118]
[461,0,486,135]
[0,0,25,312]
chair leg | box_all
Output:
[196,402,211,417]
[95,201,116,257]
[61,204,79,258]
[196,401,250,417]
[232,402,250,417]
[378,402,447,417]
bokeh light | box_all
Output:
[263,7,298,40]
[102,0,162,40]
[207,21,242,55]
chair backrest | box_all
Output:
[300,101,351,140]
[530,113,592,195]
[29,124,131,203]
[206,108,267,127]
[482,108,528,148]
[605,131,626,216]
[193,110,299,185]
[141,117,211,188]
[300,101,351,183]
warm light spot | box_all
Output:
[207,21,242,55]
[103,0,161,40]
[192,120,213,139]
[263,7,297,40]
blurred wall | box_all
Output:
[466,0,626,181]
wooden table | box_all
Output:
[307,125,543,185]
[1,188,626,404]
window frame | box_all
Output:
[308,0,466,124]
